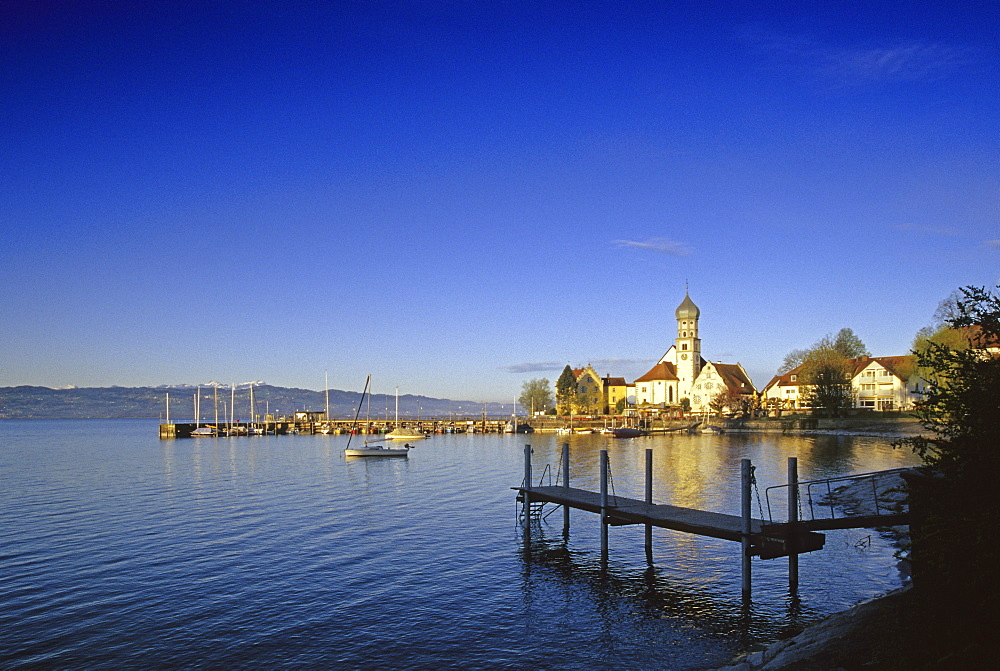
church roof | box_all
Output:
[675,291,700,320]
[635,361,679,382]
[712,363,756,393]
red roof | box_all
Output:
[712,363,756,392]
[635,361,678,383]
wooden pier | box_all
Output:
[515,484,824,557]
[159,417,515,438]
[515,445,907,597]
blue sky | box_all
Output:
[2,1,997,402]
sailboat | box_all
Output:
[344,376,414,457]
[385,386,426,440]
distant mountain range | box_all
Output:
[0,384,510,420]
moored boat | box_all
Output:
[345,441,414,457]
[344,376,418,457]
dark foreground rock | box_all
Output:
[715,588,912,670]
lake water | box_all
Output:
[1,420,920,669]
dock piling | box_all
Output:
[522,444,532,537]
[561,443,570,534]
[741,458,752,598]
[644,448,653,554]
[788,457,799,592]
[600,449,609,563]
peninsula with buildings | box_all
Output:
[558,291,932,421]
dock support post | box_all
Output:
[600,449,609,563]
[522,444,532,533]
[644,448,653,554]
[561,443,570,534]
[741,458,752,598]
[788,456,799,592]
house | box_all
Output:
[602,375,631,414]
[763,355,922,413]
[851,355,919,411]
[761,370,809,411]
[689,361,757,414]
[568,365,604,415]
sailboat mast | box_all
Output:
[325,370,330,419]
[344,375,371,451]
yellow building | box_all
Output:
[601,375,630,414]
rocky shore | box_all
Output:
[715,587,913,670]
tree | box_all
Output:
[518,378,552,415]
[800,345,854,417]
[904,286,1000,473]
[555,365,577,415]
[831,328,870,358]
[679,397,691,414]
[778,348,808,374]
[896,286,1000,664]
[708,389,728,415]
[778,328,869,374]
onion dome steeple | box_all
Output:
[675,291,700,320]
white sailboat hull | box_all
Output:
[344,445,410,457]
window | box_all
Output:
[682,343,688,350]
[790,374,797,382]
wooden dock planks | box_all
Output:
[515,485,826,557]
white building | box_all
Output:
[635,292,756,413]
[762,355,922,412]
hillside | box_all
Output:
[0,384,507,420]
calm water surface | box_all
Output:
[1,420,920,669]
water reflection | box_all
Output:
[517,528,811,662]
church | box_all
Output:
[634,291,756,414]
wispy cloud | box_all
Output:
[503,362,566,374]
[504,358,655,375]
[739,25,975,87]
[984,240,1000,250]
[821,42,974,84]
[613,237,692,256]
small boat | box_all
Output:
[191,426,217,437]
[345,441,414,457]
[385,387,426,440]
[504,420,534,434]
[386,426,426,440]
[344,376,416,457]
[611,427,645,438]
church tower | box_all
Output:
[675,290,701,396]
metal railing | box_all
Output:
[764,467,911,524]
